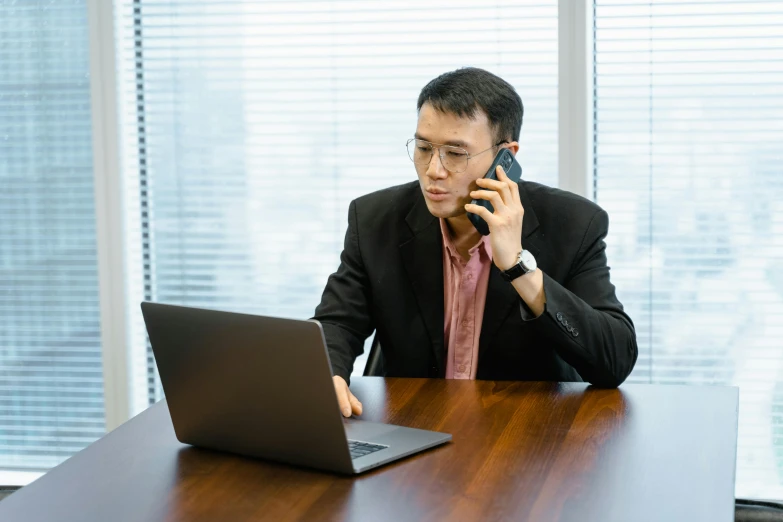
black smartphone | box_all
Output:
[467,148,523,235]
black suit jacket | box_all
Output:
[312,180,638,387]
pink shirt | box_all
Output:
[440,219,493,380]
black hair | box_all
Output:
[417,67,524,143]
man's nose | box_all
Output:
[425,151,447,179]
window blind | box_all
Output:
[115,0,559,408]
[0,1,105,470]
[594,0,783,500]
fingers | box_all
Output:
[333,376,363,417]
[470,187,503,208]
[476,165,523,209]
[494,164,514,191]
[348,392,363,416]
[495,163,516,188]
[470,189,504,220]
[464,203,498,226]
[498,164,522,204]
[333,376,353,417]
[476,166,513,205]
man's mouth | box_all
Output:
[425,188,449,201]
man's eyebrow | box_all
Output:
[414,133,470,149]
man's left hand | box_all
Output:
[464,164,524,271]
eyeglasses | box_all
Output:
[406,138,507,174]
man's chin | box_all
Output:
[423,199,466,219]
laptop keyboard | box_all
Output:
[347,439,388,459]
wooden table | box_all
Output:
[0,378,738,522]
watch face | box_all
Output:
[520,250,537,271]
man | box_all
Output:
[313,67,637,418]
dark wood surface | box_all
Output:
[0,378,738,522]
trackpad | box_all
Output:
[343,419,399,441]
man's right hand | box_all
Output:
[333,375,363,418]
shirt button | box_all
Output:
[462,320,470,327]
[458,364,466,373]
[465,273,473,280]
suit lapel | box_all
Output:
[479,182,542,355]
[399,193,445,374]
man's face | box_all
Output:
[414,103,502,219]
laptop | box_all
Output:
[140,302,451,474]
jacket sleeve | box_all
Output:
[520,209,638,387]
[311,199,374,384]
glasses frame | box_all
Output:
[406,138,508,173]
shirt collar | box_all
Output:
[439,218,492,262]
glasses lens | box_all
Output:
[408,139,433,166]
[440,145,469,173]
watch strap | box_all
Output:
[500,262,526,282]
[500,250,535,282]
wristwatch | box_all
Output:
[500,249,537,282]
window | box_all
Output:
[114,0,560,405]
[9,2,774,501]
[594,0,783,499]
[0,1,105,471]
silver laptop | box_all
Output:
[140,302,451,474]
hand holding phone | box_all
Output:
[467,148,523,235]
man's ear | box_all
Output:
[504,141,520,156]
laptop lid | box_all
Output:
[140,301,355,474]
